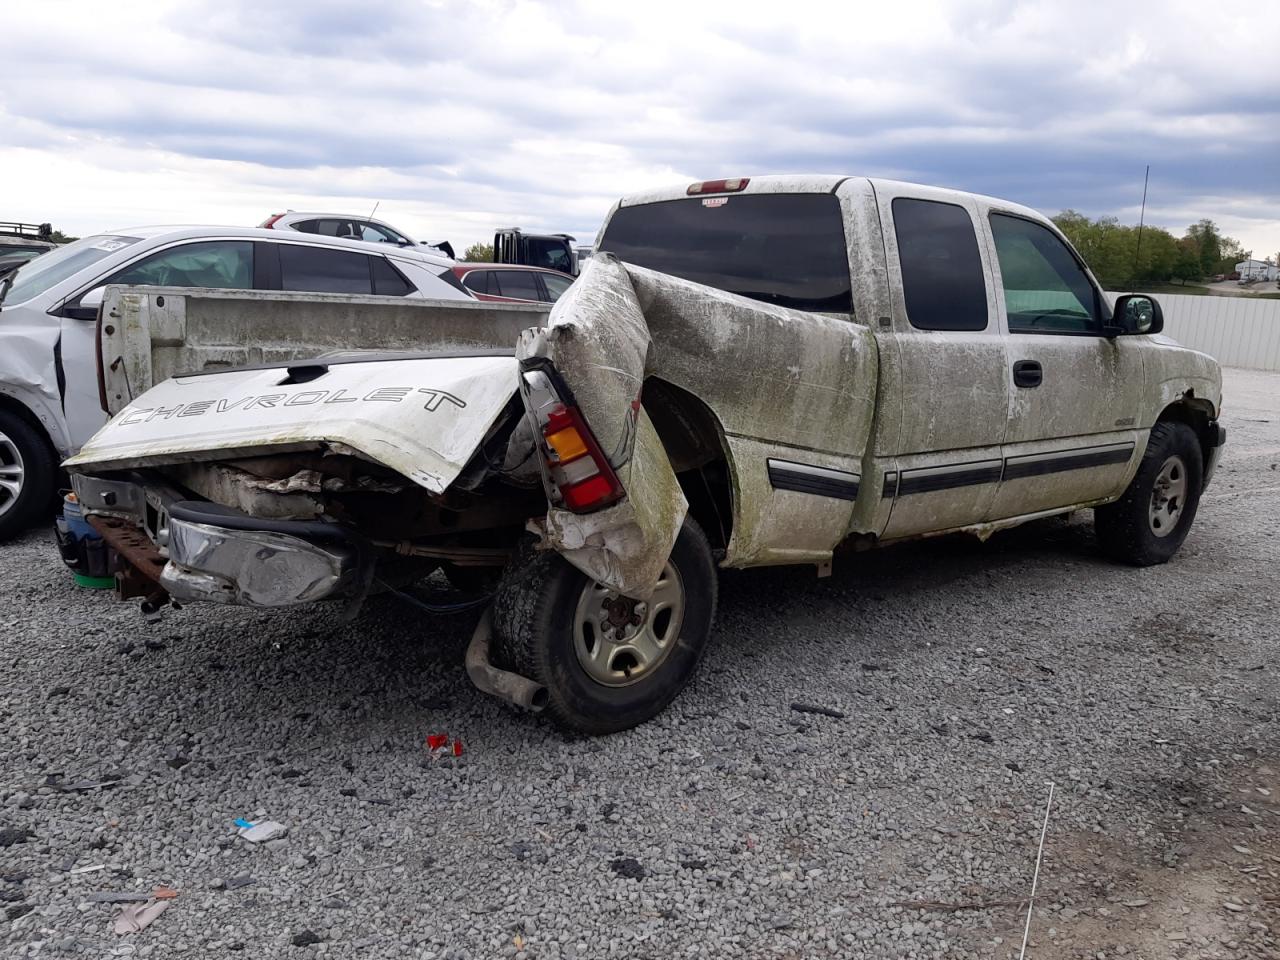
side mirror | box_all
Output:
[1108,294,1163,337]
[61,285,105,322]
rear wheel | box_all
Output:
[0,410,57,542]
[492,518,717,734]
[1095,421,1203,566]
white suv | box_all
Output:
[260,211,454,258]
[0,225,471,539]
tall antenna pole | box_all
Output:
[1131,165,1149,290]
[368,200,381,221]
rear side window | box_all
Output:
[542,273,573,301]
[892,198,987,331]
[279,244,372,294]
[494,270,541,301]
[359,222,408,245]
[462,270,491,295]
[989,214,1100,334]
[109,240,253,290]
[295,219,356,239]
[371,257,413,296]
[598,194,852,312]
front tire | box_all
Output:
[0,410,57,542]
[492,518,718,734]
[1095,421,1203,566]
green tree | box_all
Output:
[1182,220,1249,276]
[1172,237,1202,284]
[462,242,493,262]
[1139,227,1178,283]
[1053,211,1178,287]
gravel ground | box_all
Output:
[2,367,1278,960]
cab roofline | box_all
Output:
[615,174,1046,222]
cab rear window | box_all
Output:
[598,194,852,313]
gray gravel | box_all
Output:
[3,367,1279,959]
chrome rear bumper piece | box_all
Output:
[161,519,356,607]
[71,472,359,608]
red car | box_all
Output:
[451,263,573,304]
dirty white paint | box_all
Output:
[67,354,522,496]
[543,410,686,599]
[99,285,548,413]
[67,174,1227,613]
[519,258,687,595]
[518,257,650,470]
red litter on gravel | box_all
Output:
[426,734,448,751]
[452,740,464,757]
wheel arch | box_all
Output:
[0,392,65,461]
[1155,395,1217,477]
[640,377,735,553]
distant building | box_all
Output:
[1236,258,1279,281]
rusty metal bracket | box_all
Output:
[87,516,169,606]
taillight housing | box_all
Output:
[522,367,625,513]
[262,213,285,228]
[686,177,750,195]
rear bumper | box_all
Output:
[162,517,357,607]
[71,472,359,608]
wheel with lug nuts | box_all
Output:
[492,518,717,734]
[1148,454,1188,538]
[0,409,57,542]
[573,562,684,687]
[1095,420,1203,566]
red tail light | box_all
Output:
[262,213,285,228]
[538,402,624,512]
[686,178,750,195]
[521,366,627,513]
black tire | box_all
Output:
[492,518,718,734]
[1095,421,1203,566]
[0,409,57,542]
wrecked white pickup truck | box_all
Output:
[65,176,1226,733]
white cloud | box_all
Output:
[1,0,1276,253]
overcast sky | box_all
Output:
[4,0,1277,258]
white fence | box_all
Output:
[1111,292,1280,372]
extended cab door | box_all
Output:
[872,184,1010,540]
[982,211,1144,520]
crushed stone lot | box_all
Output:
[2,367,1278,959]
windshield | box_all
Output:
[1,235,142,307]
[598,194,852,312]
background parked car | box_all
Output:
[260,211,455,258]
[451,262,574,303]
[0,226,471,540]
[0,222,60,278]
[0,248,51,279]
[493,228,577,275]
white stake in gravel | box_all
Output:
[1018,781,1056,960]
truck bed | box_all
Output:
[98,285,551,414]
